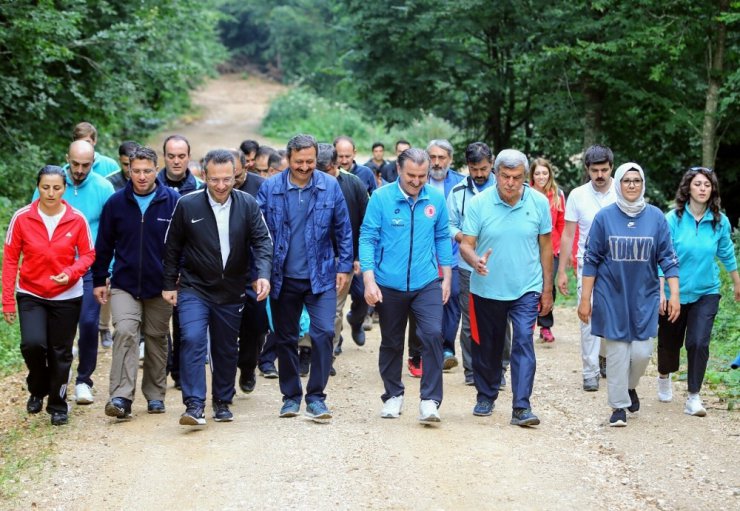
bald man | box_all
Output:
[35,140,115,405]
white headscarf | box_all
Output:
[614,162,646,217]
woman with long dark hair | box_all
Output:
[656,167,739,416]
[2,166,95,426]
[529,158,565,343]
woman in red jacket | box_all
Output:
[529,158,566,343]
[3,166,95,426]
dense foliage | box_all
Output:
[0,0,225,210]
[219,0,740,221]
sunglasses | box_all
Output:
[689,166,713,173]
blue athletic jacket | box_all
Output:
[92,181,180,299]
[258,170,353,299]
[359,181,453,292]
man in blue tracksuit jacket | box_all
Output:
[359,148,453,423]
[91,147,180,419]
[258,134,353,423]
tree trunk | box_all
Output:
[582,84,603,152]
[701,0,728,168]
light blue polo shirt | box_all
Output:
[462,184,552,300]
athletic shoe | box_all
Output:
[147,400,165,414]
[362,314,373,331]
[105,397,132,420]
[684,394,706,417]
[657,375,673,402]
[599,355,607,379]
[173,378,182,390]
[27,395,43,414]
[139,341,145,361]
[500,372,507,387]
[473,399,494,416]
[179,400,206,426]
[351,322,366,346]
[299,347,311,377]
[510,408,540,426]
[329,363,337,377]
[279,399,300,418]
[408,357,423,378]
[583,376,599,392]
[75,383,94,404]
[260,363,279,379]
[50,412,68,426]
[464,374,475,386]
[239,371,256,393]
[443,350,459,371]
[334,336,343,356]
[99,329,113,348]
[627,389,640,413]
[213,401,233,422]
[418,400,441,423]
[609,408,627,427]
[305,401,332,423]
[540,327,555,343]
[380,395,403,418]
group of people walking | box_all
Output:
[3,122,737,428]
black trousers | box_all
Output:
[237,287,269,375]
[657,294,720,394]
[17,293,82,414]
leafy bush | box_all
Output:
[261,88,458,151]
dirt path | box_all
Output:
[3,74,739,511]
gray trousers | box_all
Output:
[604,338,653,409]
[577,264,605,379]
[109,289,172,402]
[458,268,510,378]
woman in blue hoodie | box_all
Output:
[578,163,680,427]
[656,167,740,416]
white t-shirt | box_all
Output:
[17,205,84,300]
[564,179,616,260]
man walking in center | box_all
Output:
[556,145,616,392]
[162,149,272,426]
[360,148,453,424]
[92,147,179,419]
[258,134,353,423]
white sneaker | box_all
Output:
[74,383,94,404]
[418,399,441,423]
[684,393,706,417]
[139,342,145,361]
[657,375,673,402]
[380,395,404,418]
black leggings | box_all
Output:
[17,293,82,414]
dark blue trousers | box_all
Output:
[346,273,369,328]
[76,271,101,386]
[376,281,444,404]
[408,268,460,356]
[271,278,335,405]
[178,290,242,405]
[471,291,540,409]
[238,287,269,375]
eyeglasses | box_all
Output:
[206,177,234,185]
[130,168,155,176]
[621,179,643,187]
[689,166,713,173]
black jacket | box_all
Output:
[237,172,265,198]
[162,189,273,304]
[336,170,368,260]
[157,168,203,196]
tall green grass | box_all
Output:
[261,88,458,151]
[0,200,23,377]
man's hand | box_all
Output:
[441,278,451,304]
[252,278,271,302]
[364,281,383,306]
[50,272,69,285]
[539,291,553,317]
[336,272,350,293]
[352,261,361,275]
[162,290,178,306]
[557,271,569,296]
[666,296,681,323]
[577,298,591,324]
[93,286,109,305]
[474,248,492,276]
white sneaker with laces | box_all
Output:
[684,393,706,417]
[74,383,94,404]
[380,395,404,418]
[657,375,673,402]
[418,399,441,423]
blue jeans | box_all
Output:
[271,278,336,405]
[178,290,243,405]
[471,291,540,409]
[76,271,102,386]
[376,280,444,404]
